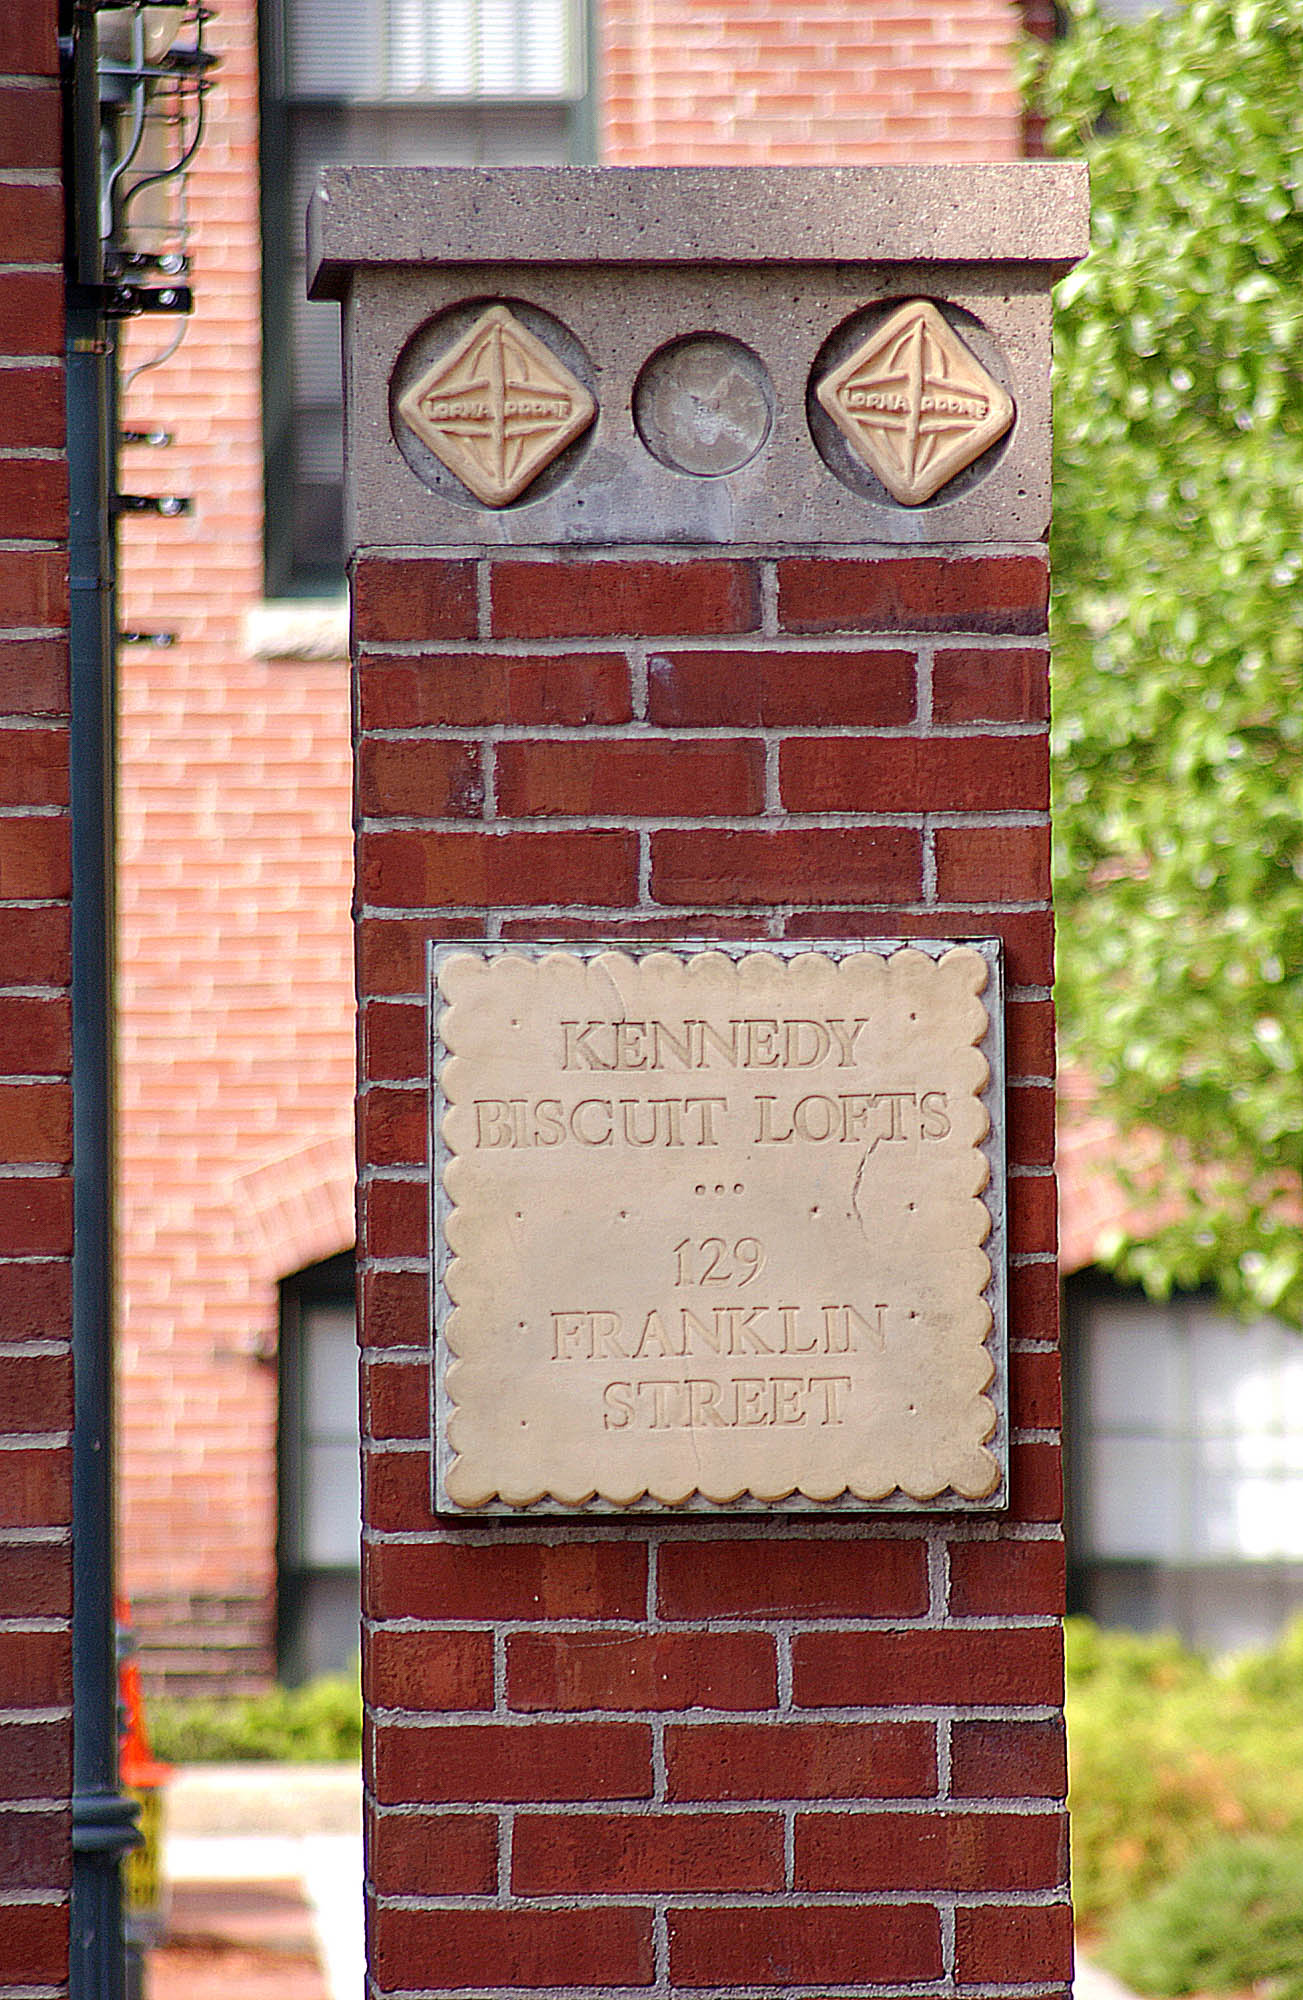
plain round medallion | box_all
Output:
[634,334,774,477]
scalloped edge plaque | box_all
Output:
[429,940,1006,1515]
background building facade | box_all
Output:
[115,0,1042,1690]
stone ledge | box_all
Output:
[308,164,1089,299]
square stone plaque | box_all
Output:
[428,940,1007,1515]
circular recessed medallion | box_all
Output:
[634,335,773,477]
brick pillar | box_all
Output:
[0,4,74,1995]
[313,164,1087,2000]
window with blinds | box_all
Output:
[1065,1275,1303,1654]
[277,1252,360,1685]
[281,0,582,100]
[260,0,591,593]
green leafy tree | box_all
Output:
[1029,0,1303,1319]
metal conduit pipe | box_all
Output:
[64,3,138,1992]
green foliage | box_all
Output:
[1066,1617,1303,1932]
[1028,0,1303,1321]
[147,1664,361,1764]
[1104,1837,1303,1999]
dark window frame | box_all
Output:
[257,0,598,597]
[277,1246,358,1684]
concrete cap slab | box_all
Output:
[307,165,1089,299]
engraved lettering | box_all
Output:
[570,1098,614,1145]
[474,1099,515,1146]
[606,1373,858,1428]
[793,1093,838,1141]
[472,1092,735,1147]
[699,1237,727,1282]
[680,1306,724,1356]
[755,1088,944,1148]
[779,1304,816,1353]
[614,1021,647,1069]
[735,1239,764,1285]
[754,1095,793,1144]
[638,1380,683,1429]
[650,1018,694,1068]
[742,1018,781,1067]
[562,1021,615,1070]
[533,1098,565,1146]
[771,1376,806,1424]
[696,1018,741,1067]
[688,1379,729,1427]
[553,1301,879,1363]
[920,1089,951,1139]
[826,1017,873,1066]
[686,1097,727,1145]
[720,1305,774,1354]
[620,1097,661,1146]
[847,1303,888,1350]
[634,1309,683,1359]
[823,1305,849,1353]
[839,1093,875,1143]
[874,1091,915,1146]
[559,1015,891,1073]
[602,1380,635,1428]
[734,1378,768,1425]
[552,1311,588,1360]
[436,942,1002,1510]
[590,1310,629,1359]
[784,1019,831,1067]
[810,1375,853,1423]
[674,1238,767,1287]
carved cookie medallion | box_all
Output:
[396,303,597,506]
[815,299,1014,505]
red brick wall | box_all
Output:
[354,546,1068,1997]
[0,3,73,1993]
[111,0,1035,1687]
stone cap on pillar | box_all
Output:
[309,165,1088,551]
[307,165,1088,298]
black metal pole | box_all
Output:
[64,4,138,1994]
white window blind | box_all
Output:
[1080,1297,1303,1564]
[299,1302,361,1569]
[284,0,581,100]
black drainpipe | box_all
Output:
[63,3,138,1994]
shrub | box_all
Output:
[1066,1615,1303,1932]
[147,1664,361,1764]
[1104,1836,1303,1999]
